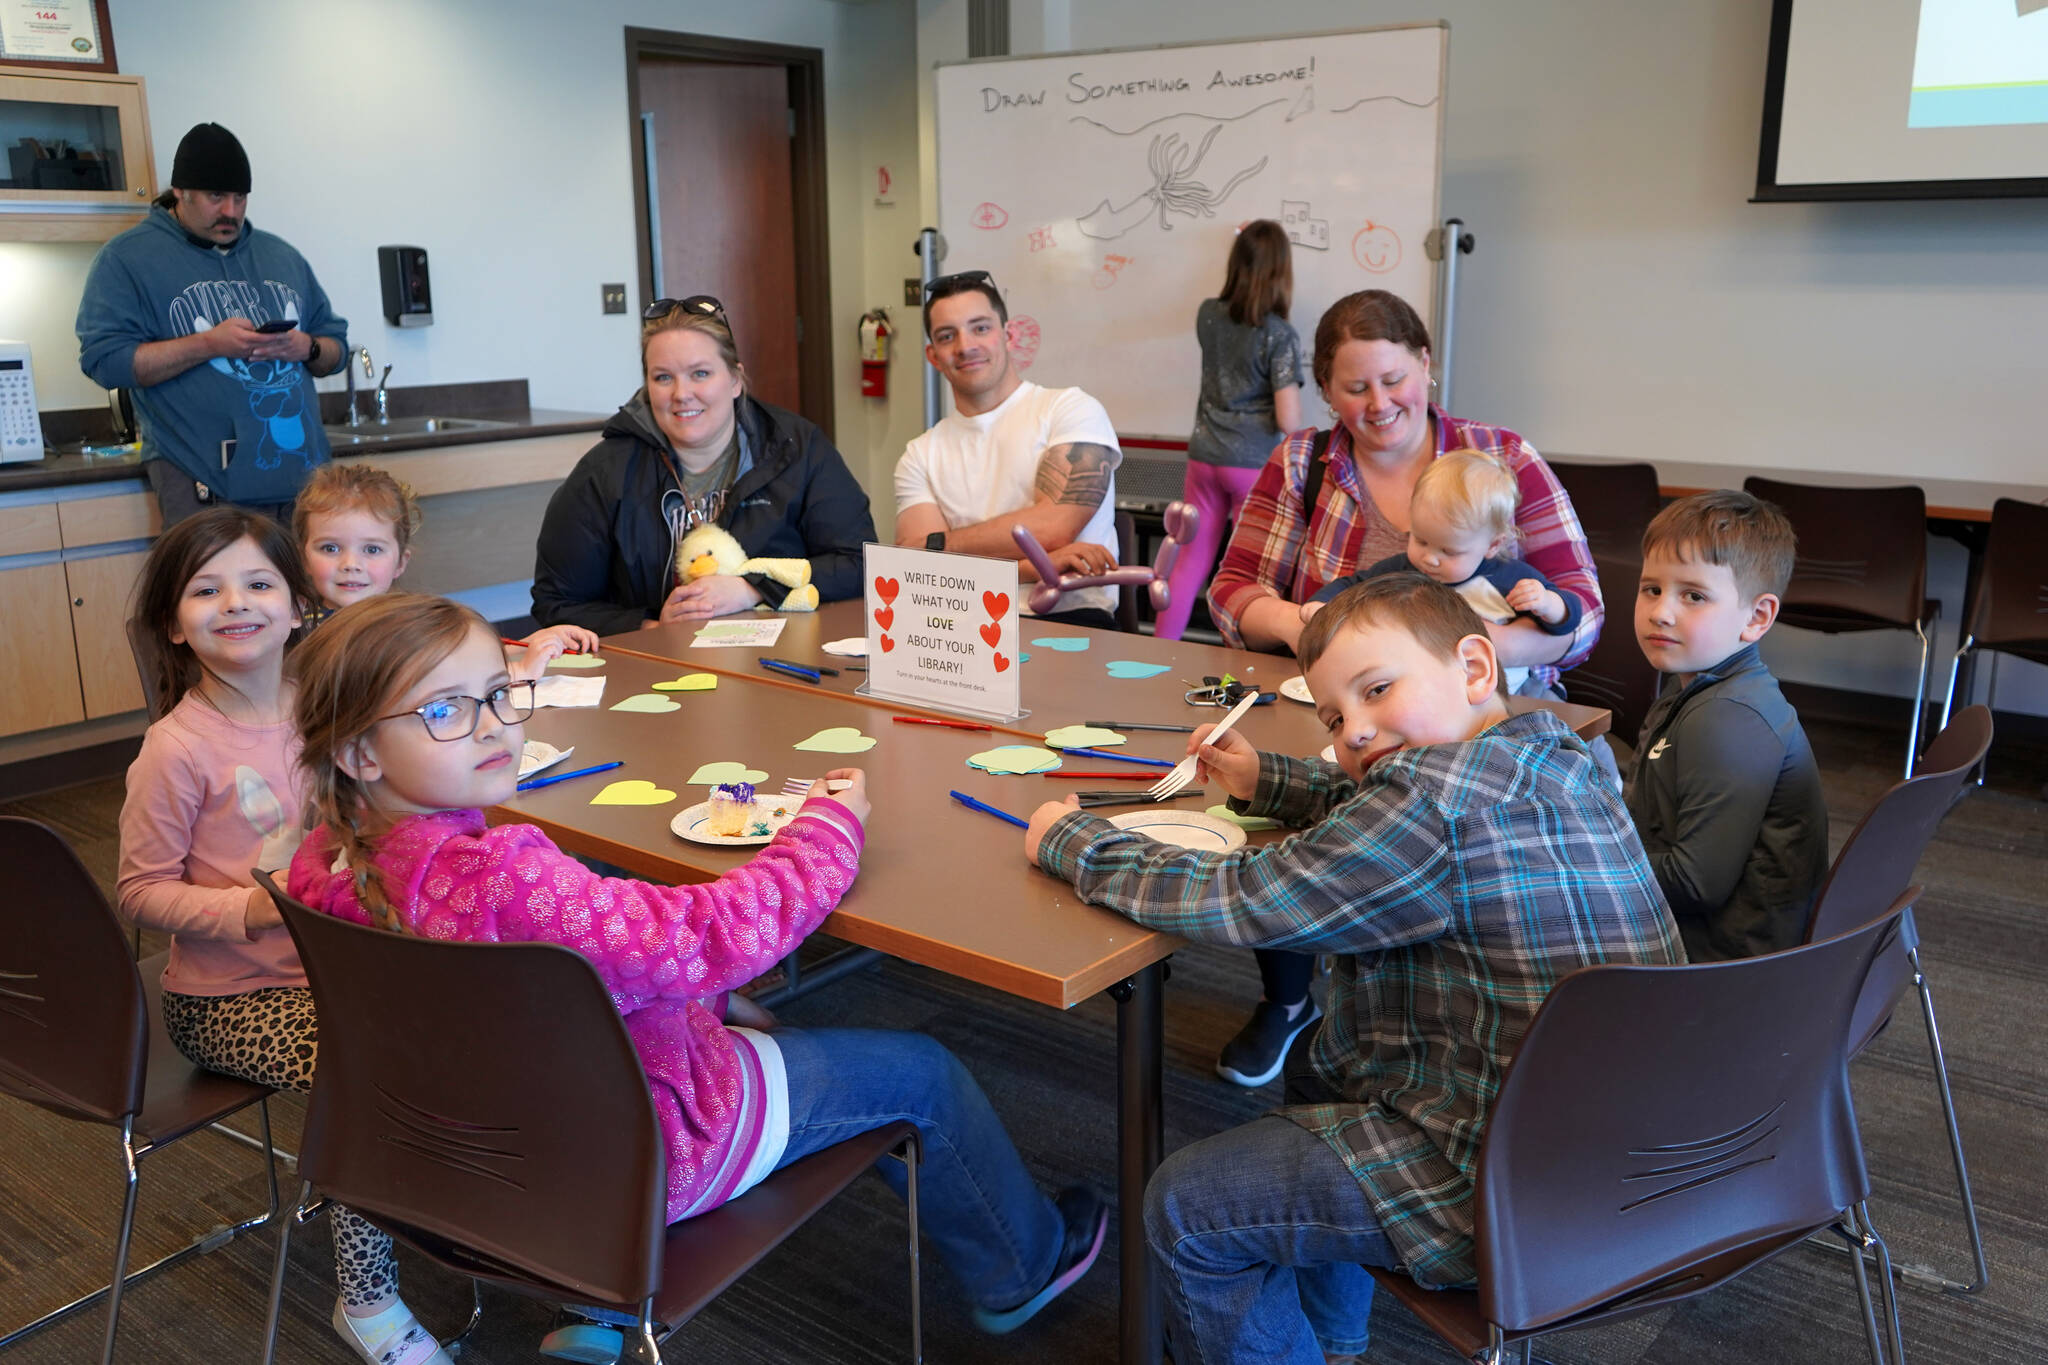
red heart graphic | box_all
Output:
[979,622,1002,647]
[874,605,895,631]
[879,634,895,653]
[983,591,1010,619]
[993,651,1010,672]
[874,577,900,604]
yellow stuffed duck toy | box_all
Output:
[677,523,819,612]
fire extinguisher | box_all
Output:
[859,309,892,399]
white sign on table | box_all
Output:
[859,544,1024,720]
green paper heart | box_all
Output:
[967,745,1062,775]
[610,693,681,713]
[547,654,605,669]
[686,761,770,786]
[1206,804,1278,831]
[1043,724,1126,750]
[793,727,877,754]
[1105,660,1173,679]
[652,673,719,692]
[590,779,677,806]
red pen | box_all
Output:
[892,716,993,731]
[1051,771,1158,780]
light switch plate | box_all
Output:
[903,278,921,307]
[602,283,627,314]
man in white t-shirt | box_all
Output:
[894,271,1124,628]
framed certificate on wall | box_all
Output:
[0,0,118,74]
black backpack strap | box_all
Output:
[1301,427,1335,529]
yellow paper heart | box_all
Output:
[652,673,719,692]
[794,726,876,753]
[590,779,677,806]
[610,693,682,713]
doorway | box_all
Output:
[625,29,833,434]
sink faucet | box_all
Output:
[345,348,373,427]
[376,364,393,425]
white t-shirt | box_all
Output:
[894,381,1123,618]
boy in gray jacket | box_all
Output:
[1626,490,1827,960]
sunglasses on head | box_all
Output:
[921,270,998,301]
[643,295,739,354]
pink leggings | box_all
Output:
[1155,460,1264,640]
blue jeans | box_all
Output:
[772,1028,1064,1311]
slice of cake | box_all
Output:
[704,781,760,837]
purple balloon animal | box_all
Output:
[1011,501,1198,616]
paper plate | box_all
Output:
[519,741,574,780]
[1279,675,1315,705]
[822,637,869,657]
[671,799,800,847]
[1108,808,1248,852]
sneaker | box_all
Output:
[332,1297,454,1365]
[539,1321,626,1362]
[972,1187,1109,1334]
[1215,998,1321,1088]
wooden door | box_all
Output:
[637,58,802,414]
[0,561,85,736]
[65,550,148,718]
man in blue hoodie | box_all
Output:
[77,123,347,523]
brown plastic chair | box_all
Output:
[1745,477,1940,778]
[1801,705,1994,1297]
[1561,556,1662,749]
[0,817,280,1364]
[1369,910,1910,1365]
[1115,509,1143,633]
[255,874,922,1365]
[1546,458,1665,564]
[1938,498,2048,776]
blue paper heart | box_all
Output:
[1029,636,1092,653]
[1105,660,1173,679]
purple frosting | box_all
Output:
[712,781,757,803]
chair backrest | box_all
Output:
[125,613,168,720]
[1562,556,1662,746]
[1804,705,1991,944]
[1743,477,1928,629]
[1114,509,1141,633]
[1970,498,2048,659]
[0,817,147,1124]
[263,873,669,1307]
[1547,460,1664,564]
[1474,909,1902,1335]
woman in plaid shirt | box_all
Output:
[1201,290,1608,1092]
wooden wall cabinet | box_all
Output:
[65,548,147,717]
[0,65,156,242]
[0,560,87,735]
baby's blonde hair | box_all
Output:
[1411,448,1520,551]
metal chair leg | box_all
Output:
[444,1279,486,1355]
[1838,1210,1886,1365]
[1903,615,1936,779]
[1860,1203,1908,1365]
[901,1132,924,1364]
[96,1119,142,1365]
[260,1180,314,1365]
[629,1302,664,1364]
[209,1115,298,1170]
[1906,950,1990,1294]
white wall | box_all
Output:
[935,0,2046,718]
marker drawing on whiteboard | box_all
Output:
[1068,98,1286,139]
[1329,93,1441,114]
[1077,126,1269,241]
[1007,316,1041,371]
[971,201,1009,229]
[1351,222,1402,274]
[1286,84,1315,122]
[1093,255,1134,290]
[1280,199,1330,251]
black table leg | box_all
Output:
[1112,963,1166,1364]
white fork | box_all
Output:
[1147,689,1263,801]
[781,777,854,798]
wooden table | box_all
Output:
[524,609,1609,1364]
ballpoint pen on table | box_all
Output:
[1084,721,1197,733]
[1076,789,1204,809]
[1061,746,1175,768]
[758,658,821,683]
[516,760,623,793]
[768,656,838,676]
[893,716,992,731]
[948,790,1030,829]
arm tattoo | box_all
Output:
[1033,441,1117,510]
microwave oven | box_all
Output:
[0,340,44,463]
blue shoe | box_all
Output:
[539,1321,624,1363]
[973,1187,1108,1335]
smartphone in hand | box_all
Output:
[255,319,296,334]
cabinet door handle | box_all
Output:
[73,597,84,607]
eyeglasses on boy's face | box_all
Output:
[377,681,537,742]
[921,270,997,301]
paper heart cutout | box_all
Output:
[1043,724,1125,750]
[983,590,1010,619]
[651,673,718,692]
[880,633,896,653]
[590,779,678,806]
[1030,636,1092,652]
[874,604,895,631]
[547,654,605,669]
[874,576,900,603]
[686,761,770,786]
[794,726,877,754]
[1206,803,1279,831]
[994,651,1011,672]
[967,744,1061,775]
[1105,660,1173,680]
[610,692,682,713]
[979,622,1002,647]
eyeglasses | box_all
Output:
[377,681,537,742]
[644,294,727,325]
[921,270,998,301]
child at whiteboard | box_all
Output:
[1155,220,1305,640]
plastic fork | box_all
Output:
[780,777,854,798]
[1147,689,1262,800]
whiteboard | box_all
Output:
[935,24,1447,438]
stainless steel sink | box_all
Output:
[324,415,513,443]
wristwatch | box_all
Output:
[925,531,947,553]
[304,334,321,367]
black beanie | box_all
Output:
[170,123,251,194]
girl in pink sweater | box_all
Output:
[284,593,1106,1350]
[117,508,443,1365]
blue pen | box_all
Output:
[949,789,1030,829]
[758,657,821,683]
[1062,746,1175,768]
[516,759,623,793]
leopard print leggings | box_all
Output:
[161,987,398,1308]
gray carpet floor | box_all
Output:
[1,715,2042,1364]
